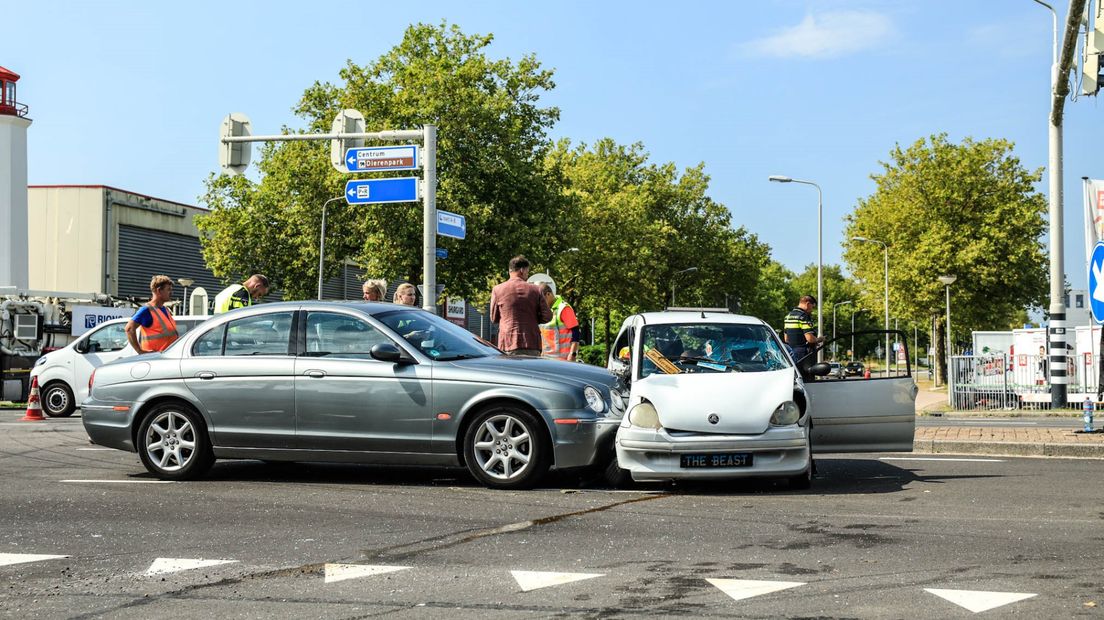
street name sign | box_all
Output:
[437,210,466,240]
[435,248,448,259]
[1090,241,1104,323]
[345,145,419,172]
[344,178,419,205]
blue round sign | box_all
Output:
[1090,242,1104,324]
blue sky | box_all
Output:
[6,0,1103,291]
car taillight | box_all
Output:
[88,369,96,392]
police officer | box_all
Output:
[214,274,270,314]
[783,295,823,375]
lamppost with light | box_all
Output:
[939,274,957,403]
[317,196,345,301]
[671,267,698,307]
[854,236,890,375]
[178,278,194,313]
[769,175,822,360]
[832,300,852,360]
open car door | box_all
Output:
[802,329,917,453]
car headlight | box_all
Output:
[34,356,48,367]
[770,401,801,426]
[627,401,662,429]
[583,386,605,413]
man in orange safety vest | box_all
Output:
[538,283,581,362]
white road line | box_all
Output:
[925,588,1037,613]
[707,578,805,602]
[145,558,238,576]
[61,479,175,484]
[512,570,605,592]
[0,553,70,568]
[76,448,115,451]
[324,563,410,584]
[880,457,1006,463]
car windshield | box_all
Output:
[375,308,500,361]
[639,322,791,377]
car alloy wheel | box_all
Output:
[41,381,75,418]
[464,406,549,489]
[137,403,214,480]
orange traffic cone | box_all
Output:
[20,376,45,422]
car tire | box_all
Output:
[463,405,549,490]
[788,431,813,490]
[599,452,632,489]
[41,381,75,418]
[136,402,214,481]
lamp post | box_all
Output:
[317,196,345,301]
[769,175,823,360]
[939,275,957,404]
[832,300,852,360]
[854,236,890,376]
[851,309,858,362]
[178,278,194,313]
[671,267,698,307]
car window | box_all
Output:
[192,324,226,357]
[375,308,499,361]
[224,312,294,356]
[86,323,128,353]
[611,327,631,364]
[639,322,791,378]
[305,312,391,359]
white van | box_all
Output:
[30,315,207,417]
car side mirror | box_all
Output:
[74,340,88,354]
[371,343,411,364]
[86,341,102,353]
[609,361,631,385]
[808,362,832,377]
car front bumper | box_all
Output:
[544,413,622,470]
[615,424,809,481]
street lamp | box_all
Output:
[939,275,957,404]
[770,175,823,360]
[178,278,194,313]
[832,300,852,360]
[854,236,890,375]
[317,196,345,301]
[671,267,698,307]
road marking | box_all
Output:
[707,578,805,602]
[76,447,115,451]
[145,558,238,576]
[512,570,604,592]
[925,588,1037,613]
[61,479,175,484]
[879,457,1005,463]
[0,553,69,568]
[324,563,410,584]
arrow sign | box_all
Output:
[435,248,448,259]
[345,178,419,205]
[437,210,466,239]
[344,145,418,172]
[1091,241,1104,323]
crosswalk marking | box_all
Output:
[925,588,1038,613]
[707,578,806,602]
[0,553,69,568]
[145,557,238,576]
[324,563,410,583]
[511,570,604,592]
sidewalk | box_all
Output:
[913,383,1104,458]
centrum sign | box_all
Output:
[344,145,419,172]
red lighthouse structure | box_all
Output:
[0,67,27,117]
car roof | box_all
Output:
[634,311,767,326]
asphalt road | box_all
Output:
[2,415,1102,618]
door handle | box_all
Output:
[196,372,216,380]
[305,370,326,379]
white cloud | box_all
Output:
[741,10,895,59]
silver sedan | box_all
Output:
[82,301,624,489]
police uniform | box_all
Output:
[214,283,254,314]
[783,306,816,364]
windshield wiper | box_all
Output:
[437,353,485,361]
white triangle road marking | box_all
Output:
[511,570,604,592]
[707,578,806,602]
[145,557,238,576]
[324,563,410,584]
[925,588,1038,613]
[0,553,69,568]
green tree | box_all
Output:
[843,134,1047,381]
[197,22,567,300]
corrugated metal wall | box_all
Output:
[117,225,225,306]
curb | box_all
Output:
[914,439,1104,459]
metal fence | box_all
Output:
[949,353,1099,410]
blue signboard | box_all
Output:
[344,145,419,172]
[1091,242,1104,323]
[437,210,466,240]
[435,248,448,259]
[344,178,419,205]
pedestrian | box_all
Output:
[214,274,269,314]
[783,294,823,376]
[394,282,418,306]
[538,283,580,361]
[490,255,551,356]
[124,275,179,353]
[362,279,387,302]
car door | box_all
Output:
[294,310,433,454]
[73,321,133,402]
[181,310,297,449]
[805,329,917,452]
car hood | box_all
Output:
[634,369,795,434]
[446,356,618,390]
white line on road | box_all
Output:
[61,479,175,484]
[75,448,115,451]
[879,457,1006,463]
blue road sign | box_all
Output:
[344,145,419,172]
[437,210,466,240]
[1090,242,1104,323]
[435,248,448,259]
[344,178,419,205]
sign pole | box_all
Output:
[422,125,437,311]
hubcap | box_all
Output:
[472,414,533,481]
[144,411,197,472]
[45,388,69,414]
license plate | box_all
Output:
[680,453,753,468]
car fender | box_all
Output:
[126,383,214,443]
[451,386,565,458]
[31,363,73,392]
